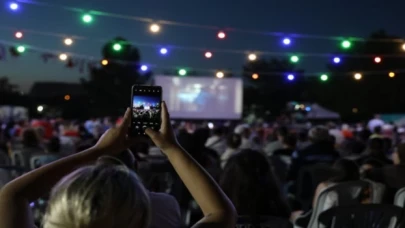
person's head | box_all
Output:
[47,137,60,153]
[212,127,224,136]
[373,126,382,135]
[329,159,360,183]
[374,114,381,119]
[308,126,330,143]
[276,126,288,142]
[226,133,242,149]
[22,128,41,148]
[282,134,297,149]
[393,143,405,165]
[360,158,384,174]
[219,149,290,217]
[367,137,385,157]
[43,164,150,228]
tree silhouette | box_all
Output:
[81,37,152,116]
[0,76,26,106]
[242,58,304,115]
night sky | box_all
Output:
[1,0,404,92]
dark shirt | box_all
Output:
[365,165,405,203]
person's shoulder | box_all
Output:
[149,192,178,204]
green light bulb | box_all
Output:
[341,40,351,49]
[17,45,25,53]
[320,74,328,81]
[290,55,299,63]
[113,43,122,51]
[178,69,187,76]
[82,14,93,23]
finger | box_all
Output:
[119,108,131,129]
[145,128,159,140]
[161,101,170,131]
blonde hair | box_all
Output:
[43,164,150,228]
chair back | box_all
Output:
[30,155,59,170]
[307,180,370,228]
[394,187,405,207]
[236,215,292,228]
[0,150,11,165]
[0,165,28,188]
[365,179,386,203]
[11,151,25,167]
[318,204,403,228]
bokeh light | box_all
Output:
[216,71,224,78]
[160,48,168,55]
[282,38,291,45]
[59,53,68,61]
[287,74,295,81]
[140,65,148,71]
[16,45,25,53]
[341,40,352,49]
[101,59,108,66]
[9,2,19,11]
[149,23,160,33]
[248,53,257,61]
[112,43,122,51]
[217,31,226,39]
[252,73,259,80]
[64,95,71,101]
[354,73,362,80]
[333,57,341,64]
[402,43,405,51]
[320,74,328,81]
[290,55,299,63]
[64,38,73,46]
[82,14,93,23]
[204,51,212,58]
[374,57,381,63]
[15,31,23,39]
[389,72,395,78]
[178,69,187,76]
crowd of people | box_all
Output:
[0,109,405,227]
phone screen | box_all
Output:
[130,85,162,135]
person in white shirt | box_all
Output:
[205,127,226,156]
[368,114,384,132]
[263,126,288,156]
[221,133,242,168]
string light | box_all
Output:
[287,74,295,81]
[374,57,381,63]
[112,43,122,51]
[354,73,362,80]
[16,45,25,53]
[64,38,73,46]
[252,73,259,79]
[248,53,257,61]
[9,2,19,11]
[341,40,352,49]
[282,38,291,46]
[15,31,23,39]
[402,43,405,51]
[178,69,187,76]
[82,14,93,24]
[216,71,224,78]
[149,23,160,33]
[320,74,329,81]
[59,53,68,61]
[64,94,71,101]
[101,59,108,65]
[217,31,226,39]
[160,48,168,55]
[204,51,212,58]
[290,55,299,63]
[140,65,148,71]
[389,72,395,78]
[333,57,341,64]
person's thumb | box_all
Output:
[145,128,160,141]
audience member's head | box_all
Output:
[393,143,405,165]
[373,126,382,135]
[282,134,297,149]
[367,137,385,157]
[356,129,371,143]
[360,158,385,174]
[226,133,242,149]
[47,137,60,154]
[220,149,290,218]
[22,128,41,148]
[276,126,288,142]
[329,159,360,182]
[43,164,150,228]
[308,126,330,143]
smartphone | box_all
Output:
[129,85,162,135]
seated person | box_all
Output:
[0,103,237,228]
[365,143,405,203]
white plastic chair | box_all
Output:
[394,187,405,207]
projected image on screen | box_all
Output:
[132,95,161,122]
[155,76,243,119]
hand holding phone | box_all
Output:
[129,85,162,136]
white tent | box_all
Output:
[306,103,340,119]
